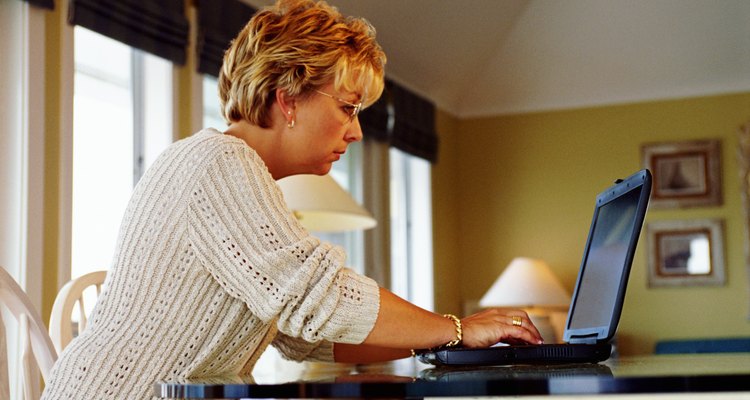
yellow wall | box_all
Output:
[433,92,750,355]
[41,6,64,322]
[431,109,463,316]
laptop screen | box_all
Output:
[567,185,643,336]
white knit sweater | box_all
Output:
[42,129,380,399]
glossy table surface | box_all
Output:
[155,353,750,398]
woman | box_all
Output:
[43,0,541,398]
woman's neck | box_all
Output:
[224,120,289,180]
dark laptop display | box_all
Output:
[565,179,644,344]
[418,169,652,366]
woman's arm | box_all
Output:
[361,288,456,349]
[333,343,410,363]
[333,287,544,363]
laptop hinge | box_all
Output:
[569,333,599,345]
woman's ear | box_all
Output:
[275,89,297,122]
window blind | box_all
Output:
[361,80,438,163]
[21,0,54,9]
[68,0,189,65]
[196,0,257,77]
[390,84,438,163]
[359,80,392,143]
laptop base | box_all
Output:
[417,343,612,366]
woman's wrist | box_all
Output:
[442,314,463,347]
[412,313,463,355]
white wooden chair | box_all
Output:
[48,270,106,354]
[0,266,57,400]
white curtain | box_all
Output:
[362,138,392,288]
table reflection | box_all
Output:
[155,354,750,399]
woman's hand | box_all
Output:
[460,308,544,348]
[361,288,544,355]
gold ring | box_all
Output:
[512,316,523,327]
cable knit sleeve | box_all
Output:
[188,138,380,346]
[271,332,335,362]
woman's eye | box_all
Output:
[342,105,356,117]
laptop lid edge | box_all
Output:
[563,169,652,344]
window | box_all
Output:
[390,148,434,311]
[320,141,366,273]
[203,75,225,130]
[71,27,173,279]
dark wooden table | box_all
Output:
[155,353,750,399]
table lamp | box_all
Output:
[479,257,571,343]
[277,174,377,232]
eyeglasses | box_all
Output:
[315,90,363,123]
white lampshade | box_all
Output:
[479,257,570,308]
[277,174,377,232]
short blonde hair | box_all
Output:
[219,0,386,127]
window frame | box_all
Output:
[69,26,176,280]
[389,147,434,311]
[59,0,192,286]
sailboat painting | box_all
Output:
[642,139,722,208]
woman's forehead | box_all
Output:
[334,69,381,104]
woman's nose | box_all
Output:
[345,118,364,143]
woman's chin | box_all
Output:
[312,164,333,176]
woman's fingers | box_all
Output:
[508,325,545,346]
[506,311,543,341]
[460,308,544,348]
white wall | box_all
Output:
[0,3,27,398]
[0,0,25,285]
[0,2,48,398]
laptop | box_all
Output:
[418,169,652,366]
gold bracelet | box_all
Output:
[443,313,463,347]
[410,349,416,357]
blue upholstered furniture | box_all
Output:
[654,338,750,354]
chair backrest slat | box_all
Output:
[0,266,58,399]
[49,270,107,354]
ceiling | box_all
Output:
[245,0,750,118]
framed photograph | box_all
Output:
[641,139,722,208]
[739,121,750,317]
[646,219,725,287]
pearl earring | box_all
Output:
[287,110,295,128]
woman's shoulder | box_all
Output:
[176,128,259,160]
[184,128,243,149]
[176,128,269,173]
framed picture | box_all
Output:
[738,121,750,317]
[641,139,722,208]
[646,219,725,287]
